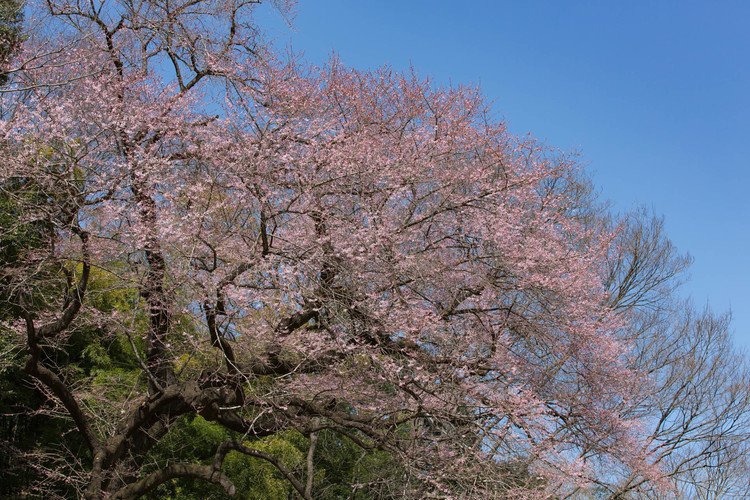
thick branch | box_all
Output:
[276,307,318,336]
[305,430,318,498]
[23,341,99,452]
[111,464,235,499]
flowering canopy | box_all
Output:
[0,0,663,497]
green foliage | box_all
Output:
[85,266,141,315]
[224,433,306,499]
[145,417,305,500]
[311,430,408,499]
[141,415,408,499]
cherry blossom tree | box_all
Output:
[0,0,673,497]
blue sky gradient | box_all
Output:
[257,1,750,348]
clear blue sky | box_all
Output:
[257,1,750,348]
